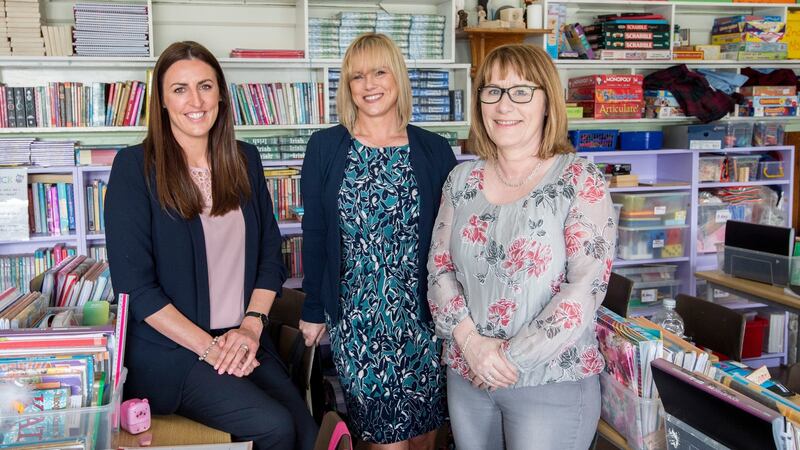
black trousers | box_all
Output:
[177,346,318,450]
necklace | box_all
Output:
[493,159,544,189]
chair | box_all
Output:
[602,272,634,318]
[675,293,745,361]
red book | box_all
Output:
[122,81,140,127]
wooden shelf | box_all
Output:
[463,27,551,77]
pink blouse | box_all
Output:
[190,167,246,329]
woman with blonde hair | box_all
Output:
[299,33,456,449]
[427,43,617,449]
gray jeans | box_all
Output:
[447,369,601,450]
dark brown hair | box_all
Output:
[144,40,250,219]
[470,44,574,161]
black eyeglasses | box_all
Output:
[478,85,541,104]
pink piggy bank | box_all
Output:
[120,398,151,434]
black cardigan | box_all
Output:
[300,124,457,325]
[105,141,286,413]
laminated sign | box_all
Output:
[0,168,28,241]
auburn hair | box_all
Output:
[469,44,574,161]
[144,40,250,219]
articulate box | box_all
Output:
[577,101,644,119]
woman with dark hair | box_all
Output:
[105,41,317,450]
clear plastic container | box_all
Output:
[698,156,726,182]
[613,264,681,308]
[753,121,785,146]
[600,372,665,450]
[724,122,754,148]
[617,225,688,260]
[718,244,799,286]
[757,160,785,180]
[650,298,685,336]
[727,155,761,182]
[665,413,728,450]
[612,192,690,227]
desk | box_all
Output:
[696,270,799,366]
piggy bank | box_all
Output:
[120,398,151,434]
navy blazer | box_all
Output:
[300,124,457,324]
[105,141,286,414]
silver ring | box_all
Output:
[485,374,495,383]
[239,344,249,353]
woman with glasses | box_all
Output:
[426,44,617,449]
[298,33,455,449]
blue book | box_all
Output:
[65,184,75,231]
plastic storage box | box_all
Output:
[757,160,785,180]
[614,264,681,310]
[742,316,768,358]
[0,368,126,449]
[569,129,619,151]
[696,203,753,253]
[717,245,798,286]
[698,156,726,182]
[619,131,663,150]
[727,155,761,182]
[617,225,687,260]
[600,372,664,450]
[724,122,754,148]
[612,192,690,227]
[753,121,785,146]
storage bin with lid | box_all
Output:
[614,264,682,310]
[724,122,754,147]
[753,121,785,146]
[698,156,727,182]
[757,160,785,180]
[696,202,753,253]
[727,155,761,182]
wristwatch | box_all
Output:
[244,311,269,327]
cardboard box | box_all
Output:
[695,44,721,59]
[742,95,798,108]
[598,49,671,60]
[578,101,644,119]
[673,50,705,59]
[645,106,685,119]
[567,86,644,103]
[737,105,797,117]
[739,85,796,96]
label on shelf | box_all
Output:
[675,210,686,222]
[641,288,658,303]
[654,206,666,215]
[713,289,730,299]
[715,209,731,224]
[652,239,665,249]
[690,141,723,150]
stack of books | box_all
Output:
[6,0,44,56]
[73,2,150,57]
[229,48,304,59]
[337,12,375,58]
[0,137,34,165]
[376,12,410,57]
[307,17,339,59]
[408,15,445,60]
[30,139,75,166]
[0,1,10,56]
[41,24,74,56]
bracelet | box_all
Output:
[198,336,220,361]
[461,330,477,357]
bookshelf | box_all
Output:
[0,0,469,291]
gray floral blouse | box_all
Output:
[427,153,617,387]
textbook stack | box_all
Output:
[41,24,73,56]
[263,166,301,222]
[307,17,339,59]
[73,2,150,57]
[31,140,75,166]
[5,0,45,56]
[0,81,147,128]
[338,11,375,58]
[377,12,410,57]
[409,15,445,60]
[243,133,310,162]
[0,244,76,293]
[0,137,33,165]
[28,173,76,237]
[229,81,324,126]
[0,1,10,56]
[410,69,452,123]
[329,69,340,123]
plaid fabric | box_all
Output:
[741,67,798,88]
[644,64,734,123]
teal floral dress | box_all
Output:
[330,138,446,444]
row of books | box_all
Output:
[27,174,76,236]
[0,81,147,129]
[0,244,76,294]
[86,179,107,233]
[40,255,112,308]
[231,82,324,126]
[264,167,301,222]
[282,235,302,278]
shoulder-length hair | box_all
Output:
[337,33,412,133]
[144,40,250,219]
[470,44,574,161]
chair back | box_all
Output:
[313,411,353,450]
[675,294,745,361]
[602,272,634,318]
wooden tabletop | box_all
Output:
[597,418,632,450]
[695,270,800,311]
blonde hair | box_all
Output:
[469,44,574,161]
[337,33,412,133]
